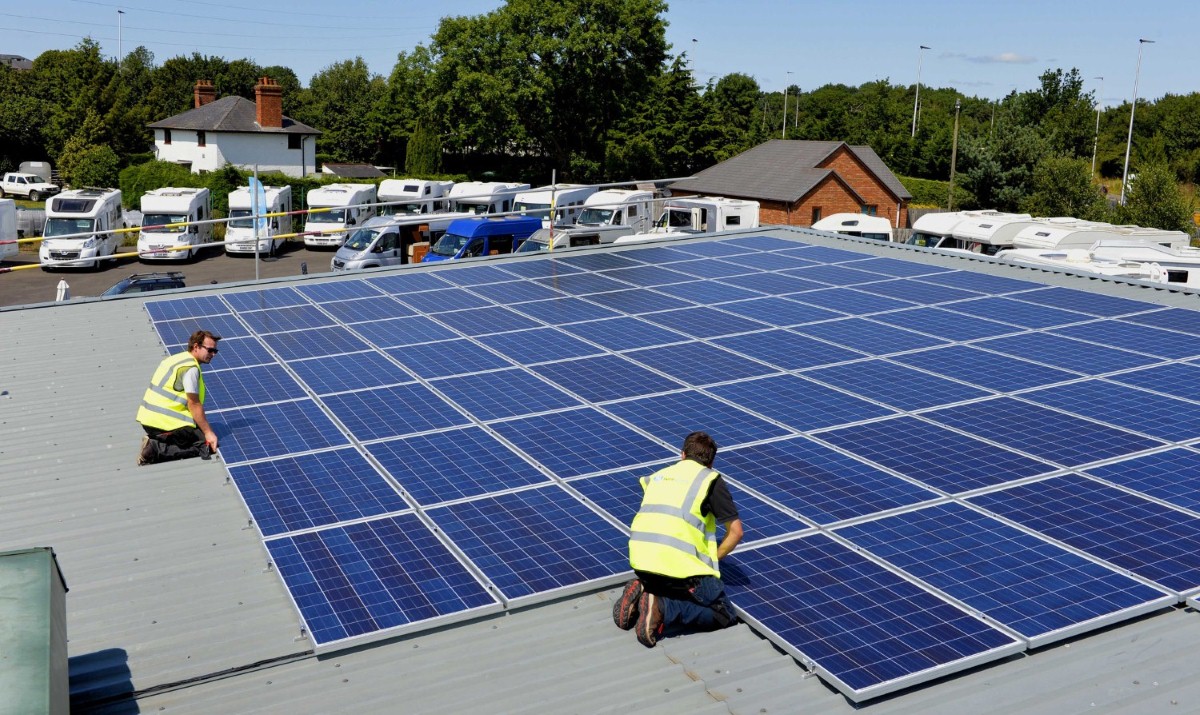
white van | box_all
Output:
[226,185,293,256]
[378,179,454,216]
[513,184,598,226]
[39,188,124,270]
[577,189,656,234]
[331,214,459,271]
[447,181,530,215]
[0,198,17,261]
[303,183,378,247]
[137,187,212,261]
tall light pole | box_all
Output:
[117,9,124,69]
[1091,75,1103,179]
[948,98,961,210]
[911,45,930,138]
[781,71,791,139]
[1120,39,1154,205]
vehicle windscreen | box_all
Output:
[656,209,691,229]
[228,208,254,229]
[515,228,553,253]
[430,232,470,256]
[308,208,347,224]
[343,227,380,251]
[577,207,613,225]
[514,201,551,219]
[907,232,941,247]
[142,214,188,232]
[45,217,95,238]
[453,202,489,215]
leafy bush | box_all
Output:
[899,175,975,210]
[119,161,204,208]
[58,141,120,189]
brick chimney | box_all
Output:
[255,76,283,129]
[193,79,216,108]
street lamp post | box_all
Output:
[117,9,124,69]
[1120,39,1154,205]
[1091,76,1103,179]
[911,45,930,138]
[781,71,791,139]
[948,98,961,210]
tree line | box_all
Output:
[0,0,1194,230]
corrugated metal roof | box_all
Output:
[5,227,1200,714]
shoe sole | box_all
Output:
[636,592,659,647]
[613,580,642,630]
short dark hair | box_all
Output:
[188,330,222,351]
[682,431,718,468]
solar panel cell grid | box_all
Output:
[789,288,916,316]
[976,332,1160,374]
[709,374,896,432]
[1020,380,1200,442]
[432,306,543,336]
[713,329,865,371]
[260,325,371,360]
[155,313,250,346]
[1084,448,1200,512]
[582,288,695,314]
[466,279,564,304]
[489,408,668,478]
[1107,362,1200,402]
[317,297,416,324]
[223,287,307,312]
[651,280,764,304]
[1011,286,1156,317]
[288,351,414,395]
[212,399,350,465]
[867,308,1022,342]
[803,359,991,411]
[431,368,583,421]
[558,316,690,351]
[295,280,385,302]
[202,364,309,411]
[396,287,495,314]
[1122,308,1200,336]
[624,341,779,387]
[795,317,946,355]
[637,306,769,338]
[238,304,338,334]
[383,339,513,379]
[146,294,228,321]
[321,383,469,442]
[474,327,604,365]
[1053,321,1200,360]
[535,354,685,402]
[506,295,622,324]
[903,344,1080,393]
[600,390,792,448]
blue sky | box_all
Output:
[3,0,1195,106]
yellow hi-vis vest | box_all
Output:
[629,460,721,579]
[136,351,204,432]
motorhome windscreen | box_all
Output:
[454,202,489,215]
[380,202,424,216]
[309,209,347,223]
[227,209,254,228]
[515,229,552,253]
[343,227,381,251]
[430,232,470,256]
[514,201,551,218]
[50,198,97,213]
[142,214,187,232]
[907,232,940,246]
[44,217,94,236]
[577,207,614,224]
[664,208,692,228]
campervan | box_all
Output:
[907,210,1025,251]
[514,224,635,253]
[422,216,542,262]
[999,240,1200,289]
[137,187,212,261]
[1010,220,1190,251]
[377,179,455,216]
[331,214,458,271]
[303,183,378,247]
[947,212,1038,255]
[39,188,124,270]
[811,213,894,241]
[226,185,293,255]
[576,189,656,234]
[447,181,530,215]
[615,196,760,244]
[513,184,598,226]
[0,199,16,261]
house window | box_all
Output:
[197,131,206,147]
[811,207,822,223]
[861,205,877,216]
[288,134,301,150]
[163,129,172,145]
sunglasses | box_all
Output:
[200,345,219,354]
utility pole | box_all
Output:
[1091,76,1104,179]
[1120,39,1153,205]
[948,99,961,210]
[117,9,124,69]
[911,45,930,137]
[781,72,791,139]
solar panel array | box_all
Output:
[145,232,1200,701]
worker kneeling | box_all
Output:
[135,330,221,466]
[614,431,744,647]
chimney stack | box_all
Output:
[193,79,216,108]
[255,76,283,129]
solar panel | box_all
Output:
[1053,320,1200,360]
[558,316,690,351]
[531,271,630,295]
[295,279,386,302]
[953,296,1087,329]
[506,295,622,324]
[1011,286,1156,317]
[1020,380,1200,442]
[637,306,769,338]
[224,287,307,312]
[466,279,564,304]
[781,244,869,263]
[146,294,228,321]
[624,341,779,386]
[188,336,275,371]
[1106,363,1200,402]
[1121,307,1200,336]
[431,306,543,336]
[495,258,585,279]
[260,325,371,360]
[488,408,667,478]
[915,270,1041,294]
[535,354,685,402]
[668,257,759,279]
[435,264,516,286]
[975,332,1160,374]
[716,296,843,326]
[724,235,805,251]
[317,297,416,324]
[155,313,250,345]
[651,279,771,304]
[713,329,865,370]
[600,390,792,448]
[352,315,457,347]
[789,287,916,315]
[1084,448,1200,512]
[321,384,469,442]
[866,307,1023,342]
[709,374,896,432]
[850,256,954,278]
[473,327,603,365]
[212,399,350,465]
[660,240,744,257]
[582,287,694,314]
[430,368,583,421]
[202,364,309,411]
[901,344,1080,392]
[395,287,495,314]
[556,251,643,271]
[383,339,513,379]
[599,264,700,287]
[852,278,981,305]
[717,252,818,271]
[367,271,451,294]
[288,352,414,395]
[238,304,337,334]
[803,359,990,411]
[795,317,946,355]
[783,263,885,286]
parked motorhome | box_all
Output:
[576,189,656,234]
[513,184,598,226]
[331,214,458,271]
[514,224,635,253]
[447,181,530,215]
[377,179,455,216]
[0,198,17,261]
[811,213,894,241]
[1010,220,1190,251]
[422,216,541,262]
[998,240,1200,288]
[303,183,378,247]
[947,212,1039,255]
[226,185,293,256]
[39,188,124,270]
[615,196,759,244]
[907,210,1027,251]
[137,187,212,261]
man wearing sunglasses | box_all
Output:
[136,329,221,466]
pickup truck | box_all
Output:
[0,173,59,202]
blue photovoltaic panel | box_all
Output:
[853,279,981,305]
[295,280,385,302]
[531,271,630,295]
[436,264,517,286]
[976,332,1160,374]
[384,339,513,379]
[203,364,309,411]
[1011,286,1154,318]
[260,325,371,360]
[1053,321,1200,361]
[467,279,564,304]
[668,258,759,279]
[431,368,583,421]
[835,503,1169,645]
[474,327,603,365]
[717,252,818,271]
[146,295,228,321]
[1122,308,1200,336]
[601,390,792,448]
[568,468,810,545]
[224,287,306,312]
[556,252,643,271]
[154,313,250,345]
[322,384,469,441]
[490,408,667,478]
[507,296,621,324]
[536,354,684,402]
[186,336,275,371]
[953,296,1087,329]
[804,359,990,411]
[818,416,1056,493]
[968,473,1200,595]
[289,352,414,394]
[626,341,778,386]
[432,306,543,337]
[618,245,695,263]
[583,287,695,314]
[916,270,1041,294]
[354,315,458,347]
[849,256,952,278]
[790,288,915,315]
[212,399,350,464]
[783,245,875,264]
[367,427,550,505]
[638,306,769,338]
[1106,363,1200,403]
[366,272,451,294]
[723,235,804,251]
[724,534,1020,702]
[710,374,896,432]
[1021,380,1200,442]
[716,271,827,295]
[662,240,745,258]
[1084,448,1200,512]
[796,317,946,355]
[558,316,688,351]
[238,304,337,334]
[265,513,498,645]
[903,345,1080,392]
[228,447,409,536]
[717,296,843,327]
[923,398,1162,467]
[651,280,765,304]
[395,287,495,314]
[599,265,695,287]
[783,263,885,286]
[426,485,629,600]
[713,329,864,370]
[720,436,937,524]
[495,259,585,279]
[318,297,416,324]
[867,308,1022,342]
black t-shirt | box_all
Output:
[701,474,738,524]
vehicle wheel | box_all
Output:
[0,187,6,198]
[28,190,39,202]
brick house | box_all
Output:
[670,139,912,228]
[148,78,320,178]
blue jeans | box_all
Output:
[655,575,736,637]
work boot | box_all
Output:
[137,436,158,466]
[613,578,642,630]
[635,591,662,648]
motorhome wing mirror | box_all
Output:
[347,217,356,226]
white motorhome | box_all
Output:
[137,187,213,262]
[378,179,455,216]
[39,188,124,270]
[331,214,459,271]
[0,198,16,261]
[947,212,1041,255]
[514,224,635,253]
[576,189,656,234]
[513,184,598,227]
[1010,220,1190,251]
[811,213,894,241]
[615,196,760,244]
[447,181,530,215]
[303,183,378,247]
[226,185,293,256]
[998,240,1200,289]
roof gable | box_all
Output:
[148,96,319,135]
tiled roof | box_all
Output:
[148,96,319,135]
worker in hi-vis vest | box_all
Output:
[613,431,744,647]
[135,330,220,466]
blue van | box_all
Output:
[422,216,542,262]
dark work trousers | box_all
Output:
[636,572,737,638]
[142,425,210,463]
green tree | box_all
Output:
[1119,161,1193,231]
[1021,155,1106,219]
[58,139,120,187]
[297,58,385,163]
[959,121,1048,211]
[405,124,443,174]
